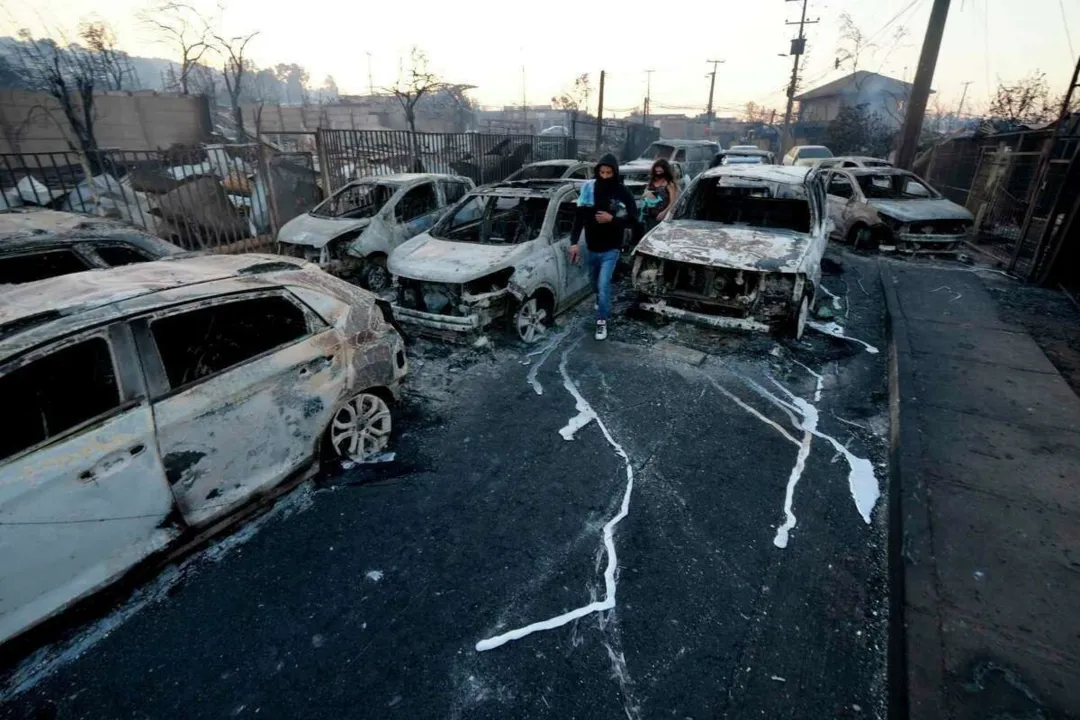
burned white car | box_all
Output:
[632,165,828,338]
[823,167,973,253]
[276,173,473,291]
[504,159,592,182]
[388,179,592,343]
[0,253,406,645]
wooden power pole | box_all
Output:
[780,0,817,154]
[706,59,725,120]
[595,70,606,154]
[894,0,952,169]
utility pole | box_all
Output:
[955,80,973,119]
[780,0,818,155]
[366,52,374,96]
[522,65,528,130]
[595,70,606,153]
[894,0,952,169]
[706,59,725,120]
[644,69,654,126]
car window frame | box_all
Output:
[0,322,145,465]
[130,289,330,400]
[85,241,158,267]
[393,181,439,223]
[550,188,579,242]
[826,171,856,200]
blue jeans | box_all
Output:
[587,248,620,321]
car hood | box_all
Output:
[866,198,974,223]
[277,213,372,248]
[389,234,531,284]
[635,220,814,273]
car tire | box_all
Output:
[786,293,811,340]
[326,391,393,462]
[361,255,391,292]
[513,293,552,344]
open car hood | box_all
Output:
[866,198,974,223]
[635,220,814,273]
[277,213,372,249]
[389,234,531,284]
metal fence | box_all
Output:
[316,130,578,192]
[0,145,321,253]
[569,118,660,163]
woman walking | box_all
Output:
[638,159,679,234]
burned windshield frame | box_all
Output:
[434,194,551,245]
[855,173,937,200]
[310,182,399,219]
[673,177,812,233]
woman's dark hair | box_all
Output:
[650,158,674,182]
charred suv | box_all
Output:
[632,165,828,339]
[389,179,592,343]
[276,173,473,291]
[823,167,973,253]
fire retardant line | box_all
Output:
[476,341,634,652]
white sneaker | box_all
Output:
[595,320,608,341]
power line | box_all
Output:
[1059,0,1075,59]
[867,0,924,44]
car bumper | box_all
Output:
[638,300,772,333]
[392,288,510,338]
[888,232,967,253]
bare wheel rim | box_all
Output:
[795,295,809,340]
[365,262,391,292]
[329,393,392,461]
[515,297,548,343]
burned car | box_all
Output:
[0,208,184,286]
[823,167,973,252]
[0,253,406,645]
[632,165,827,339]
[388,179,592,343]
[504,159,592,182]
[620,162,688,199]
[276,173,474,291]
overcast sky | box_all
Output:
[3,0,1078,117]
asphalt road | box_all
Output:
[2,251,891,720]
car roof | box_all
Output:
[348,173,469,185]
[0,209,181,255]
[844,167,915,176]
[0,254,320,357]
[521,159,585,168]
[698,165,810,183]
[651,139,719,146]
[472,179,583,196]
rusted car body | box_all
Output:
[388,179,592,343]
[0,208,183,285]
[503,160,592,182]
[632,165,828,338]
[823,167,974,253]
[0,253,406,646]
[276,173,474,291]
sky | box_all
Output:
[2,0,1078,118]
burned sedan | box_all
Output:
[276,173,473,291]
[389,179,592,343]
[0,253,407,646]
[824,167,973,252]
[632,165,828,339]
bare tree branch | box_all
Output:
[140,2,213,94]
[382,46,448,134]
[212,30,259,136]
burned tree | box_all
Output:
[77,21,138,91]
[386,47,447,134]
[141,2,211,94]
[274,63,310,105]
[552,73,592,125]
[213,30,259,136]
[826,103,894,157]
[986,72,1076,127]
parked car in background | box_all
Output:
[276,173,474,291]
[0,253,407,646]
[783,145,834,167]
[389,179,592,343]
[814,156,892,169]
[712,148,776,167]
[0,208,184,286]
[632,165,828,339]
[629,140,722,179]
[504,159,592,182]
[823,167,974,253]
[620,162,688,199]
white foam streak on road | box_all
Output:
[749,378,880,526]
[704,376,800,447]
[526,331,569,396]
[477,343,635,652]
[793,360,824,402]
[774,429,814,549]
[818,284,842,310]
[807,320,880,354]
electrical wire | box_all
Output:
[866,0,924,44]
[1059,0,1075,59]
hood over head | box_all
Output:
[594,153,621,180]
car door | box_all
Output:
[132,290,345,527]
[0,324,177,644]
[824,171,857,238]
[388,181,443,247]
[550,190,592,307]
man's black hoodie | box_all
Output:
[569,153,637,253]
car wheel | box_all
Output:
[327,392,392,462]
[786,294,811,340]
[514,295,551,344]
[361,256,391,292]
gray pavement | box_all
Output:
[1,252,893,719]
[882,259,1080,720]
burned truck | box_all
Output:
[631,165,828,339]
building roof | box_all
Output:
[794,71,917,101]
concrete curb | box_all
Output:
[880,259,946,720]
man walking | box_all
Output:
[568,153,637,341]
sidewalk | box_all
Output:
[881,259,1080,719]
